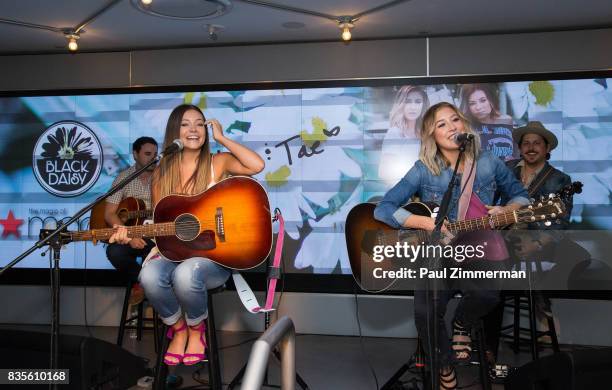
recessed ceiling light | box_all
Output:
[282,21,305,29]
[131,0,232,20]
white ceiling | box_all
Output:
[0,0,610,54]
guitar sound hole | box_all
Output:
[175,214,200,241]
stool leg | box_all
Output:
[137,301,144,341]
[207,293,222,390]
[153,310,159,354]
[153,324,168,390]
[512,295,520,353]
[117,283,132,346]
[476,321,492,390]
[546,316,560,353]
[528,293,539,360]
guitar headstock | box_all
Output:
[516,195,565,225]
[39,228,72,245]
[560,181,583,200]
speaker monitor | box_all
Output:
[0,329,148,389]
[506,349,612,390]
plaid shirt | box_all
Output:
[106,165,153,208]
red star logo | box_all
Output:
[0,211,24,238]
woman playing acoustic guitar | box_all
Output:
[110,104,264,366]
[374,102,528,389]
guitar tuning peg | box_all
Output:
[538,203,543,207]
[540,215,546,220]
[528,205,533,209]
[530,216,536,221]
[551,213,556,218]
[549,193,555,198]
[548,200,553,205]
[544,221,552,226]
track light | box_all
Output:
[65,33,80,52]
[338,17,354,42]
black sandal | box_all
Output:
[440,366,457,390]
[452,320,472,363]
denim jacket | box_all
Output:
[374,151,530,229]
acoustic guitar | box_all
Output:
[345,195,568,293]
[42,176,273,270]
[90,196,152,230]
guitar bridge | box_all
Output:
[215,207,225,242]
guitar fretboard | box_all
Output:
[120,209,153,220]
[447,210,516,233]
[69,222,176,242]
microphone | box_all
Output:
[160,139,183,158]
[454,133,474,145]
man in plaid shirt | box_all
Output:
[105,136,158,304]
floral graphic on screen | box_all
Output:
[41,126,94,160]
[32,121,103,197]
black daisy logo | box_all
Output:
[41,126,94,160]
[32,121,103,197]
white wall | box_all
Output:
[1,28,612,345]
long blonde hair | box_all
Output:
[419,102,481,176]
[154,104,212,198]
[388,85,429,138]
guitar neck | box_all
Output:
[447,210,517,233]
[125,209,153,219]
[69,222,175,242]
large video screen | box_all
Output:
[1,75,611,277]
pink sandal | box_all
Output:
[183,322,208,366]
[163,322,187,366]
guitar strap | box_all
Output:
[527,165,554,198]
[233,209,285,313]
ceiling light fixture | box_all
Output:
[65,32,80,52]
[141,0,153,5]
[205,24,225,41]
[337,16,354,42]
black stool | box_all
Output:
[153,285,225,390]
[117,279,160,352]
[501,291,560,360]
[472,320,493,390]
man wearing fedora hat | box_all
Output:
[484,121,576,380]
[507,121,572,232]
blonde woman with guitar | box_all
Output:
[374,102,529,389]
[109,104,265,366]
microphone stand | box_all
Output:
[0,145,178,389]
[381,138,469,390]
[427,139,468,390]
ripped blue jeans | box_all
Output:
[139,256,230,326]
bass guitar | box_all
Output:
[42,176,273,270]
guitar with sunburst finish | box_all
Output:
[42,176,273,270]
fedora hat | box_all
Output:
[513,121,558,150]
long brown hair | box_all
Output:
[459,83,502,123]
[389,85,430,138]
[154,104,212,198]
[419,102,481,175]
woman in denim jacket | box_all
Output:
[374,102,528,389]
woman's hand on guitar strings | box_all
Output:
[109,225,131,245]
